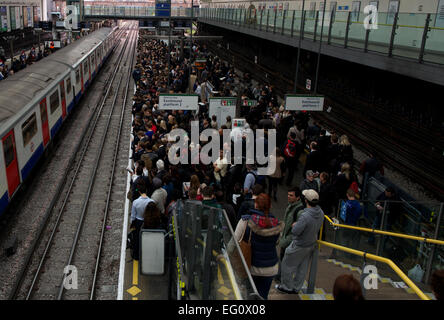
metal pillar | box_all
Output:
[273,9,277,34]
[202,209,216,299]
[388,12,399,57]
[313,0,327,94]
[281,10,286,35]
[424,203,443,284]
[313,11,319,42]
[419,13,431,63]
[290,10,295,37]
[344,11,351,48]
[375,202,387,257]
[266,10,270,32]
[364,29,370,52]
[327,10,333,45]
[293,0,306,93]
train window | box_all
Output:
[84,61,88,73]
[91,55,95,68]
[66,77,71,94]
[3,135,15,167]
[76,69,80,83]
[50,90,60,114]
[22,113,37,147]
[40,101,48,123]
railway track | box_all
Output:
[9,22,137,300]
[206,41,444,200]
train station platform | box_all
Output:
[120,151,440,300]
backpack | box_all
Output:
[249,171,267,189]
[284,139,297,158]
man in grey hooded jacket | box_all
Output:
[276,189,324,294]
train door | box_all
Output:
[88,57,91,81]
[59,81,67,119]
[39,99,50,147]
[2,130,20,197]
[80,65,84,93]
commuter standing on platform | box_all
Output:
[276,190,324,294]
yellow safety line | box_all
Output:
[188,228,242,299]
[317,240,429,300]
[132,297,138,300]
[324,215,444,245]
[132,260,139,285]
[218,256,242,300]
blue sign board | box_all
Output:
[155,0,171,17]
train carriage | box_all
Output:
[0,26,118,217]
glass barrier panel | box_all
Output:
[366,12,393,55]
[348,11,367,50]
[304,10,317,40]
[424,14,444,65]
[328,11,348,46]
[289,10,302,35]
[392,13,427,60]
[281,10,292,35]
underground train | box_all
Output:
[0,26,118,217]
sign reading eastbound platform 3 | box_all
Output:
[159,94,198,111]
[285,94,324,111]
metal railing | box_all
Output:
[315,240,430,300]
[325,215,444,246]
[199,8,444,65]
[171,200,260,300]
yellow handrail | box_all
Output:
[324,215,444,246]
[317,240,430,300]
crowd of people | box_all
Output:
[125,31,434,300]
[0,43,56,81]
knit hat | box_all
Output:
[156,159,164,170]
[302,189,319,202]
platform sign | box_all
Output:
[0,7,7,32]
[159,94,198,111]
[209,97,237,127]
[195,59,206,70]
[232,118,246,128]
[306,78,311,91]
[241,99,257,107]
[285,95,324,111]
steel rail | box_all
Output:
[23,25,132,300]
[90,25,137,300]
[56,25,137,300]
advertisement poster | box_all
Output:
[34,6,41,24]
[0,7,7,32]
[27,7,33,27]
[23,6,28,27]
[387,0,399,24]
[15,6,21,29]
[436,0,444,28]
[209,98,237,127]
[10,7,16,30]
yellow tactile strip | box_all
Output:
[326,258,436,299]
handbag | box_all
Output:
[239,225,252,269]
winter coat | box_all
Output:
[280,200,305,250]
